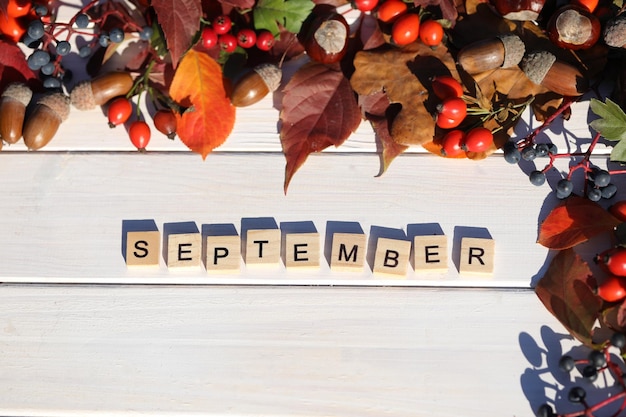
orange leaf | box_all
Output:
[169,49,235,159]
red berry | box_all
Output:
[128,120,151,151]
[107,97,133,128]
[7,0,32,17]
[419,19,444,47]
[440,129,465,157]
[219,33,237,53]
[376,0,407,23]
[353,0,379,12]
[236,28,257,49]
[462,127,493,153]
[610,201,626,222]
[201,26,218,49]
[603,247,626,277]
[597,274,626,302]
[435,115,460,129]
[212,15,232,35]
[437,97,466,121]
[391,13,420,46]
[153,109,177,139]
[256,30,275,51]
[0,15,27,42]
[432,75,463,100]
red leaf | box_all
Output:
[0,40,40,92]
[371,116,408,176]
[280,62,361,193]
[152,0,202,68]
[535,248,601,346]
[538,196,621,250]
[169,49,236,158]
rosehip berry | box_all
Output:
[212,15,232,35]
[353,0,378,12]
[153,109,177,139]
[256,30,275,51]
[435,115,460,129]
[376,0,408,23]
[391,13,420,46]
[236,28,257,49]
[419,19,444,47]
[107,97,133,128]
[219,33,237,53]
[201,26,218,49]
[437,96,466,121]
[610,200,626,222]
[128,120,151,151]
[602,247,626,277]
[462,127,493,153]
[596,274,626,302]
[431,75,463,100]
[440,129,465,157]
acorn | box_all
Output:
[23,92,71,150]
[457,34,525,74]
[490,0,546,21]
[604,15,626,48]
[70,71,134,110]
[230,63,282,107]
[520,51,588,96]
[547,5,601,50]
[303,12,349,64]
[0,82,33,144]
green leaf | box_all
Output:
[253,0,314,35]
[611,137,626,163]
[589,98,626,142]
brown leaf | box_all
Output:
[535,248,601,346]
[169,49,236,158]
[538,196,621,250]
[350,43,459,147]
[371,115,409,175]
[152,0,202,67]
[280,62,361,193]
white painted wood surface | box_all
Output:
[0,2,611,414]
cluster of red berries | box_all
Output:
[429,75,494,156]
[352,0,445,48]
[200,15,276,54]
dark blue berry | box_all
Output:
[43,76,61,89]
[601,183,618,199]
[591,169,611,187]
[109,27,124,43]
[558,355,575,372]
[588,350,606,369]
[521,146,537,161]
[536,404,555,417]
[75,13,90,29]
[139,26,153,40]
[568,386,586,403]
[556,179,573,198]
[22,34,41,48]
[34,4,48,16]
[99,33,110,47]
[582,364,598,381]
[535,143,550,157]
[78,45,92,58]
[41,62,55,76]
[27,49,50,70]
[56,41,71,56]
[612,332,626,348]
[547,143,558,155]
[503,142,521,164]
[529,170,546,186]
[587,187,602,202]
[27,20,45,40]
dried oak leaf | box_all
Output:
[538,196,621,250]
[152,0,202,68]
[535,248,601,346]
[280,62,361,193]
[169,49,236,159]
[351,43,459,147]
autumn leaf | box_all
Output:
[538,196,621,250]
[169,49,236,159]
[253,0,314,35]
[535,248,601,346]
[0,40,40,92]
[351,43,459,147]
[280,62,361,192]
[152,0,202,67]
[371,115,409,175]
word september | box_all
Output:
[122,219,495,276]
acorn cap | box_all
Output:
[520,50,556,85]
[498,34,525,68]
[1,82,33,107]
[253,63,282,92]
[604,16,626,47]
[38,92,71,121]
[70,80,96,110]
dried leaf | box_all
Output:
[538,196,621,250]
[280,62,361,192]
[169,49,236,159]
[351,43,459,146]
[152,0,202,67]
[0,40,39,92]
[371,115,408,175]
[535,248,601,346]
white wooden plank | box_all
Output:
[0,285,575,417]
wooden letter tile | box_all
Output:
[203,224,241,273]
[330,232,366,272]
[413,235,448,272]
[164,222,201,269]
[373,237,411,277]
[284,232,319,269]
[459,237,495,276]
[241,218,281,267]
[125,230,160,267]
